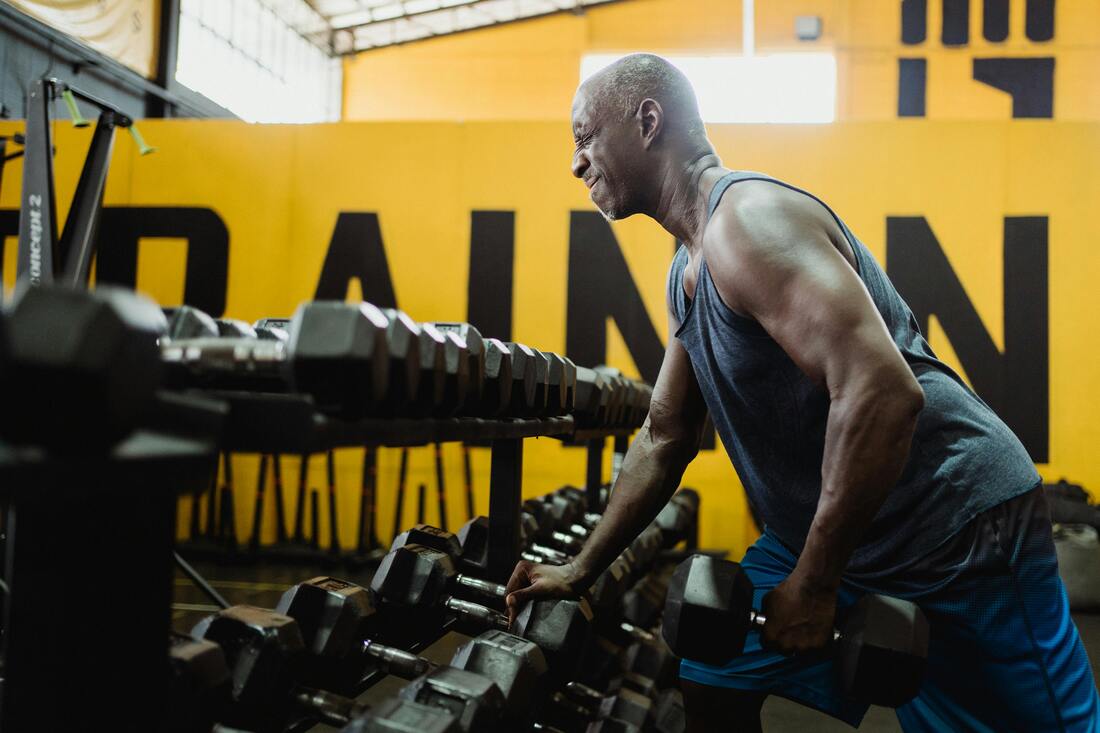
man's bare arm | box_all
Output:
[707,186,924,595]
[505,309,708,613]
[567,322,710,591]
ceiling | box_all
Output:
[294,0,628,54]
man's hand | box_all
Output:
[760,575,838,656]
[504,560,580,625]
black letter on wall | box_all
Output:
[467,211,514,340]
[898,58,928,117]
[1026,0,1055,41]
[942,0,970,45]
[314,212,397,307]
[96,207,229,317]
[567,212,715,449]
[983,0,1009,42]
[901,0,927,44]
[886,216,1048,461]
[973,57,1055,118]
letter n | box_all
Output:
[886,216,1048,461]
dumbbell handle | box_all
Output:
[749,611,841,641]
[444,596,510,631]
[362,639,433,679]
[567,522,590,539]
[294,686,367,727]
[528,543,570,564]
[454,573,507,600]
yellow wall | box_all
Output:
[1,118,1095,559]
[343,0,1100,122]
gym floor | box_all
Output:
[175,561,1100,732]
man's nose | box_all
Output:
[571,148,589,179]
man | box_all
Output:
[505,54,1100,731]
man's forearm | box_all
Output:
[567,421,694,592]
[795,383,923,590]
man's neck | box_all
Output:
[651,149,724,247]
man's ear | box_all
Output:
[636,98,663,149]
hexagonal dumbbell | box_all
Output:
[662,555,929,707]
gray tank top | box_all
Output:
[668,171,1039,575]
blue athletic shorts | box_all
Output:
[680,485,1100,731]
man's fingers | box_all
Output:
[505,584,536,625]
[504,560,533,597]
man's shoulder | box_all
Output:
[710,177,821,235]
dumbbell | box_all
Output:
[553,634,682,731]
[622,567,674,630]
[544,678,656,733]
[505,343,549,417]
[342,698,462,733]
[277,577,542,729]
[427,322,486,413]
[574,366,612,426]
[278,576,564,728]
[478,337,514,417]
[541,352,570,417]
[191,605,457,732]
[253,317,290,341]
[554,486,604,529]
[662,555,929,707]
[652,688,686,733]
[503,341,539,417]
[391,521,577,603]
[168,633,230,733]
[163,304,218,340]
[654,489,699,548]
[215,318,257,338]
[1,284,164,450]
[371,543,593,679]
[287,301,391,418]
[161,332,288,393]
[372,629,550,728]
[444,516,661,650]
[289,302,470,418]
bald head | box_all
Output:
[580,53,706,142]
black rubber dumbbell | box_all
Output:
[287,301,391,418]
[163,304,218,340]
[504,343,549,417]
[278,578,542,730]
[479,337,514,417]
[427,322,486,415]
[168,633,230,733]
[371,544,593,680]
[215,318,257,338]
[191,605,458,732]
[662,555,929,707]
[253,317,290,341]
[2,285,164,450]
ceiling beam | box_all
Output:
[339,0,630,51]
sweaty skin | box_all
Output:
[505,54,923,689]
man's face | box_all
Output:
[571,87,646,221]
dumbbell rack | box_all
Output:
[204,389,637,584]
[0,422,220,732]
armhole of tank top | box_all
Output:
[697,258,769,337]
[670,247,694,338]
